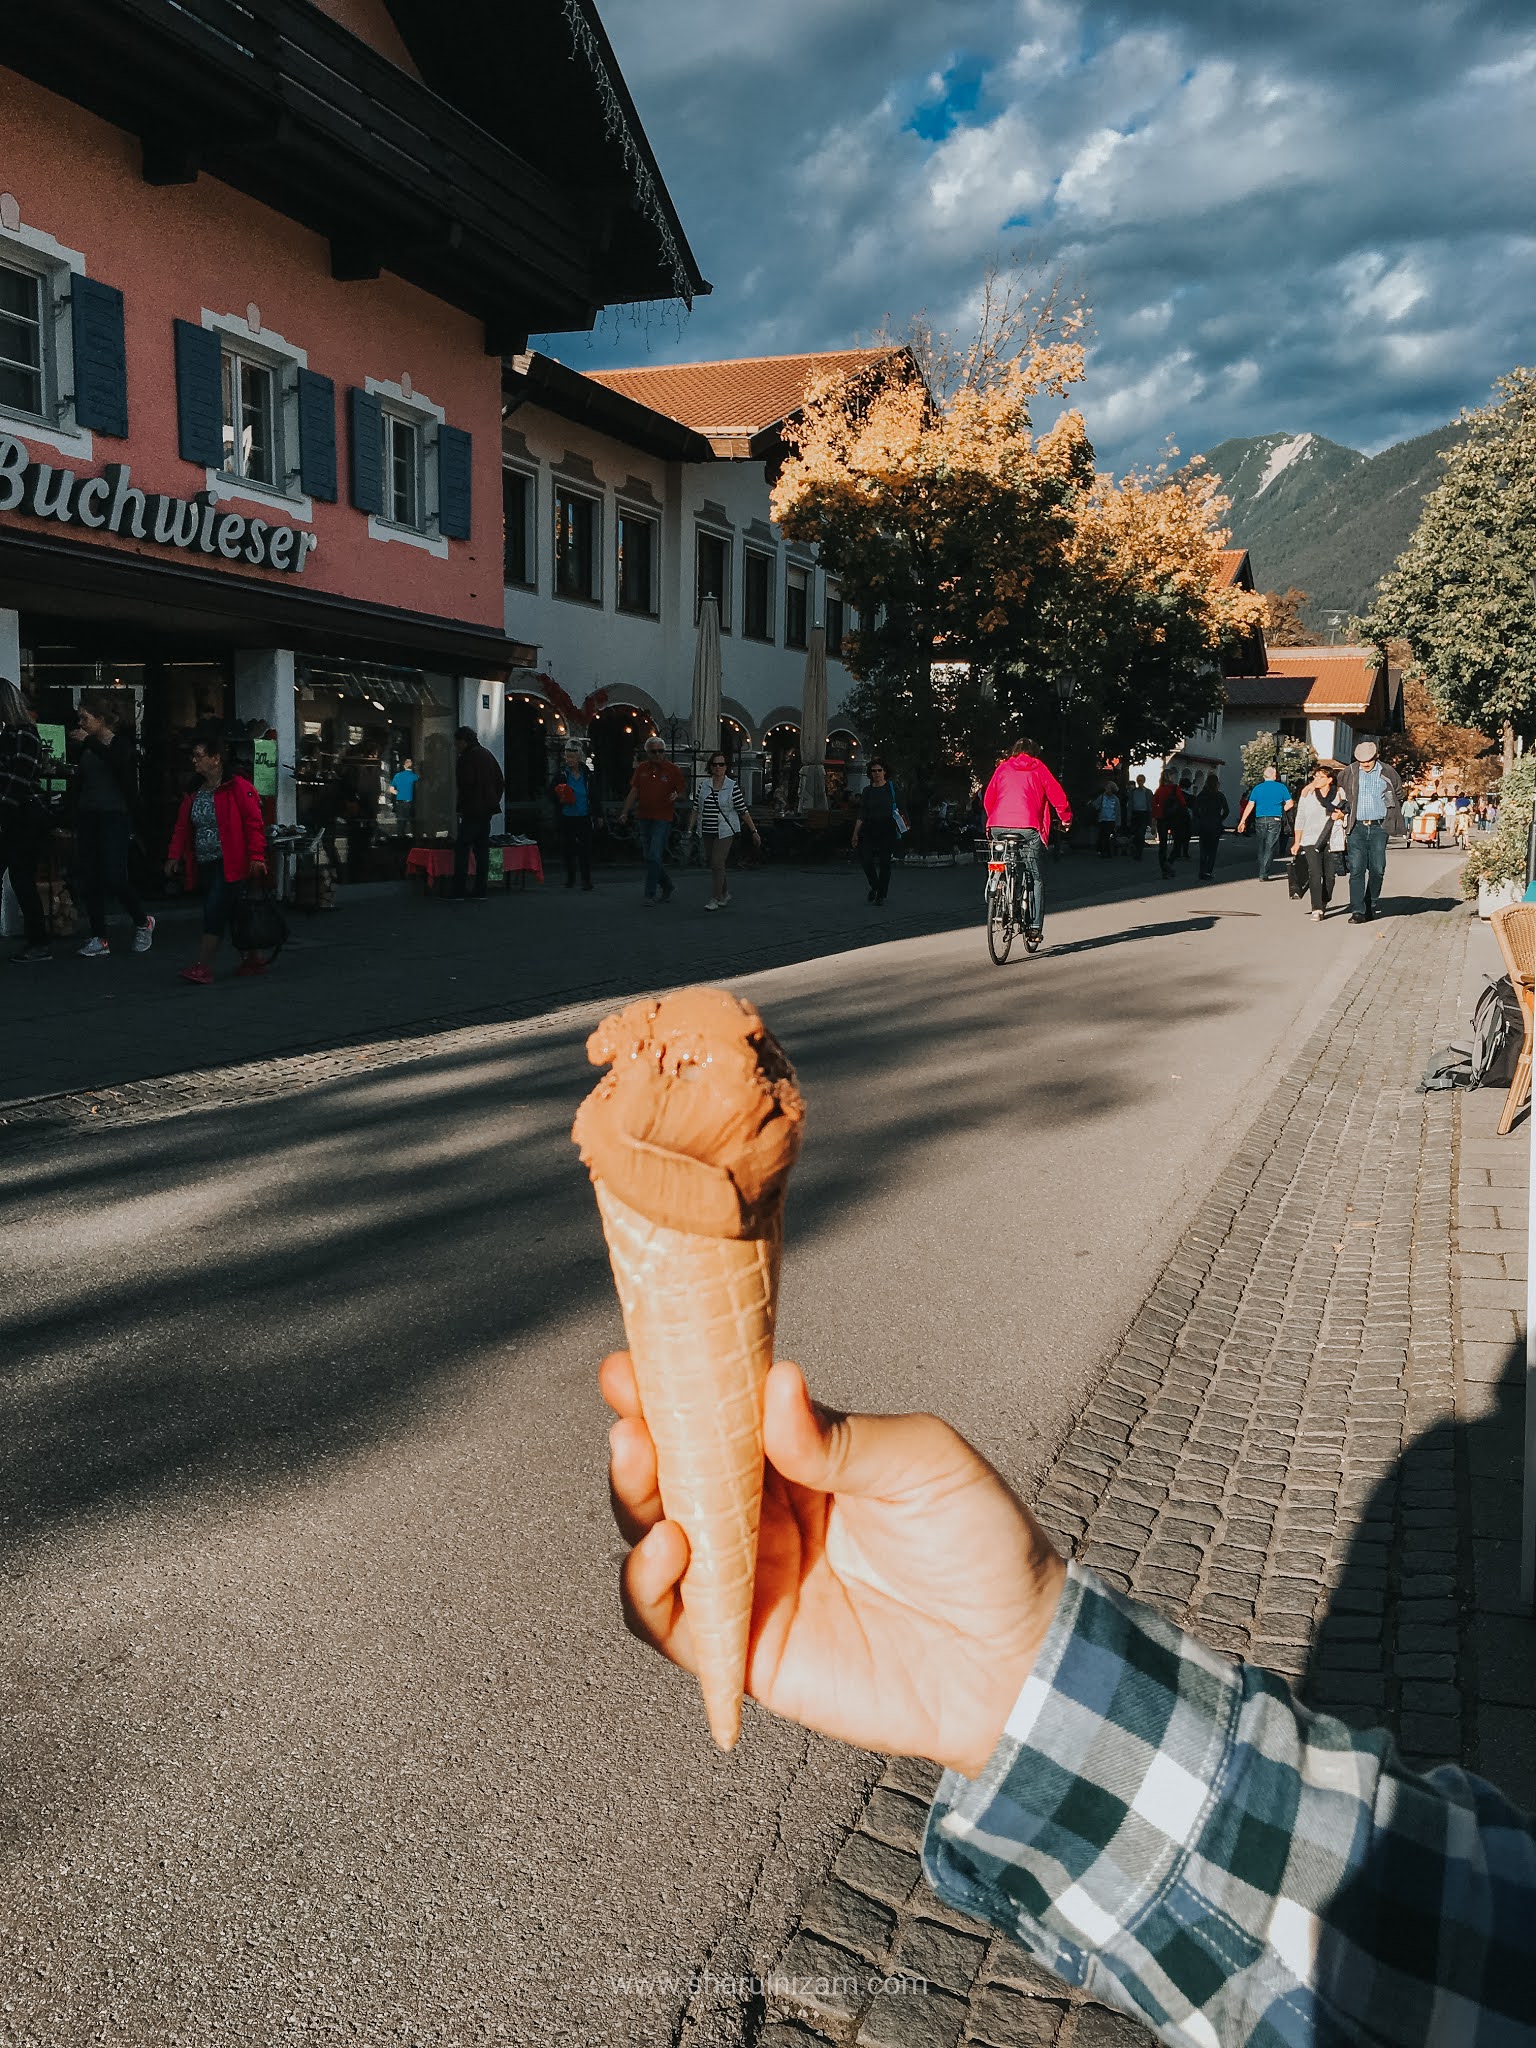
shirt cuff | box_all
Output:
[923,1564,1242,1973]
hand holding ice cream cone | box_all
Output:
[573,986,806,1748]
[603,1350,1067,1779]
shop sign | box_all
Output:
[0,434,317,575]
[251,738,278,798]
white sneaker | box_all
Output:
[78,936,110,958]
[703,899,721,913]
[133,915,156,953]
[718,892,732,905]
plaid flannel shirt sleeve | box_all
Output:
[0,725,44,811]
[924,1564,1536,2046]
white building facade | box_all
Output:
[491,350,879,822]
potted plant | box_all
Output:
[1463,757,1535,915]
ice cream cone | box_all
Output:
[573,987,805,1751]
[593,1180,781,1749]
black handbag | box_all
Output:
[231,885,289,958]
[1287,851,1310,899]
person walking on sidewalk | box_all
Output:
[165,733,268,983]
[70,695,154,958]
[604,1354,1536,2045]
[982,746,1072,946]
[552,742,595,892]
[1337,738,1404,923]
[1237,764,1293,881]
[850,758,904,904]
[687,751,759,911]
[1091,778,1122,858]
[1292,761,1346,920]
[452,726,504,899]
[1191,773,1229,879]
[618,735,685,904]
[1150,772,1185,878]
[1171,773,1195,864]
[1125,773,1151,860]
[0,678,52,964]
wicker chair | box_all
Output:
[1490,903,1536,1134]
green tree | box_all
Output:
[1362,369,1536,739]
[1241,733,1317,790]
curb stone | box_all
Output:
[754,905,1473,2046]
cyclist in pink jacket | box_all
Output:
[982,750,1072,944]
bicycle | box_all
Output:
[985,831,1041,964]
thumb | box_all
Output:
[763,1361,970,1505]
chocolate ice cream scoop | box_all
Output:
[572,987,804,1239]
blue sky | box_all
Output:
[538,0,1536,473]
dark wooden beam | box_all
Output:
[484,319,529,358]
[329,238,382,283]
[140,132,199,185]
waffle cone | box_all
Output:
[594,1179,781,1750]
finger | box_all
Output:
[599,1349,641,1419]
[764,1360,977,1504]
[608,1415,664,1543]
[619,1520,696,1671]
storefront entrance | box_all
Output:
[295,658,454,878]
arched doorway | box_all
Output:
[504,692,560,801]
[587,702,656,809]
[762,721,801,807]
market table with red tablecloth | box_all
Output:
[405,843,544,890]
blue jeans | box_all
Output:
[995,828,1046,932]
[1347,821,1389,916]
[640,817,673,898]
[1255,816,1284,879]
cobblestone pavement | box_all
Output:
[755,897,1535,2048]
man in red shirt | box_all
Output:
[618,734,687,903]
[982,747,1072,944]
[1150,772,1187,878]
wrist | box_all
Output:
[947,1545,1068,1780]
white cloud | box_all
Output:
[568,0,1536,470]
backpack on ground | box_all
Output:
[1419,975,1515,1091]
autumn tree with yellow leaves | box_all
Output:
[771,273,1265,789]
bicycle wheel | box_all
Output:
[986,864,1014,963]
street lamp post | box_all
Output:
[1054,671,1078,856]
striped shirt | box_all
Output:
[697,776,742,836]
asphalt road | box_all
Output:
[0,843,1466,2047]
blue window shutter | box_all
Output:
[348,386,384,514]
[296,368,337,502]
[437,424,472,541]
[70,275,128,437]
[173,318,222,466]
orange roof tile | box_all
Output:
[1216,548,1249,586]
[586,349,894,439]
[1226,646,1385,718]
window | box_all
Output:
[220,347,278,486]
[617,508,657,615]
[555,486,599,600]
[785,564,809,650]
[696,528,730,628]
[503,466,535,585]
[826,583,846,657]
[0,259,47,419]
[743,548,774,641]
[381,410,422,529]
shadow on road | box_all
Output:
[0,923,1251,1550]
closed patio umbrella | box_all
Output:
[691,594,722,766]
[799,624,828,812]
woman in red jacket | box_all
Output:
[165,733,269,984]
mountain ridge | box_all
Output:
[1200,421,1466,630]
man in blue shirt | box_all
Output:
[1236,765,1293,881]
[1336,738,1404,921]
